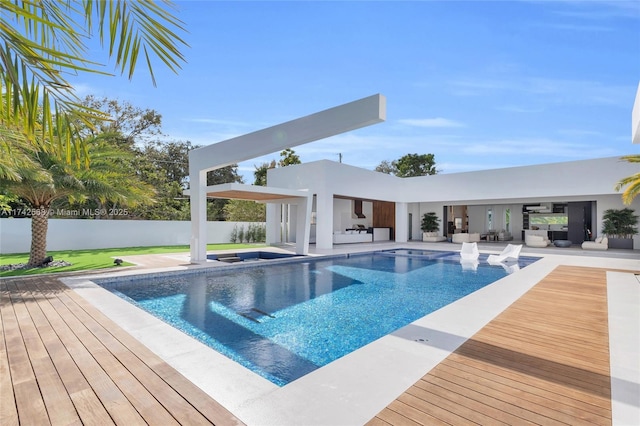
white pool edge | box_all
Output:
[607,271,640,426]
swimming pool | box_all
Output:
[95,251,537,386]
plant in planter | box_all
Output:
[602,208,638,249]
[421,212,441,240]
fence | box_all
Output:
[0,219,265,254]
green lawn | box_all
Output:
[0,243,266,277]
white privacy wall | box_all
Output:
[0,219,263,254]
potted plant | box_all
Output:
[602,208,638,249]
[421,212,441,241]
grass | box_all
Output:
[0,243,266,277]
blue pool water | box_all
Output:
[96,251,537,386]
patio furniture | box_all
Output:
[459,242,479,261]
[498,230,513,241]
[452,233,480,244]
[553,240,572,248]
[333,230,373,244]
[582,236,608,251]
[525,234,551,247]
[487,244,522,264]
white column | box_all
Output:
[395,202,408,243]
[266,203,282,245]
[289,204,298,241]
[315,191,334,250]
[189,169,208,262]
[295,196,312,255]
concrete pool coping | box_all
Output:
[62,244,640,425]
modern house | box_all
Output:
[264,156,640,251]
[189,88,640,259]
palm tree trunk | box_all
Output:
[27,207,49,267]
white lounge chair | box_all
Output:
[460,242,479,261]
[487,244,522,264]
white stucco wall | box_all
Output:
[333,198,373,232]
[269,157,639,204]
[0,219,264,254]
[267,156,640,248]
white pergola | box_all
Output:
[188,94,386,262]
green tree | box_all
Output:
[278,148,301,167]
[0,0,187,165]
[253,149,301,186]
[132,140,193,220]
[52,98,180,220]
[2,135,155,266]
[254,160,277,186]
[374,160,395,175]
[206,165,243,221]
[375,153,438,177]
[80,96,164,149]
[223,199,266,222]
[615,155,640,205]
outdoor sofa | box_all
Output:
[582,236,608,250]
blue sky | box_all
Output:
[72,0,640,183]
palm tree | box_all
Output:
[2,135,155,266]
[0,0,187,169]
[615,155,640,205]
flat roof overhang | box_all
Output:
[185,183,309,202]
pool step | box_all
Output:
[217,253,242,263]
[238,307,276,323]
[251,307,276,318]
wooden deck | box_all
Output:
[367,265,617,425]
[0,276,244,426]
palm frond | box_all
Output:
[0,0,187,157]
[616,155,640,205]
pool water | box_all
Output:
[96,252,537,386]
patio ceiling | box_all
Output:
[186,183,309,202]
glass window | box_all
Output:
[505,208,511,232]
[530,214,568,225]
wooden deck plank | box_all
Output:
[19,280,147,425]
[52,277,244,425]
[7,283,82,426]
[2,275,244,426]
[0,285,50,425]
[435,360,610,424]
[17,282,115,425]
[26,280,181,426]
[0,284,19,426]
[367,265,614,426]
[50,283,220,426]
[444,352,611,410]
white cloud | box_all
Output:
[398,118,466,128]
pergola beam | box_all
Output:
[188,94,386,261]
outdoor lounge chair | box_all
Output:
[582,236,608,250]
[487,244,522,264]
[460,242,479,261]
